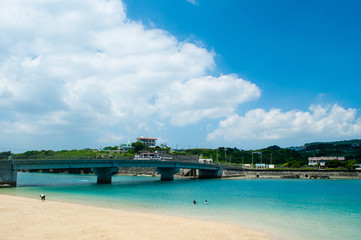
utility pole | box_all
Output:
[216,148,218,163]
[252,152,254,168]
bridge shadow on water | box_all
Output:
[16,171,200,187]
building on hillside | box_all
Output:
[136,137,157,148]
[119,143,134,152]
[308,156,345,166]
[287,146,306,151]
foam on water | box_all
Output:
[1,172,360,240]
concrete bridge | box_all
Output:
[0,158,242,186]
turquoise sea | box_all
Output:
[1,172,361,240]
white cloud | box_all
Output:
[155,75,261,126]
[0,0,259,150]
[207,104,361,142]
[186,0,199,6]
[2,0,357,151]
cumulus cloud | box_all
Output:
[3,0,357,152]
[156,75,261,126]
[207,104,361,142]
[0,0,260,149]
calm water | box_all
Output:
[1,172,361,240]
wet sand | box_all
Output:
[0,194,268,240]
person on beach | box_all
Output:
[40,193,45,201]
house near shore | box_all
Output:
[255,163,266,169]
[199,154,213,164]
[308,156,345,167]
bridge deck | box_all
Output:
[1,159,243,185]
[11,159,242,171]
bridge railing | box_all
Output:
[11,155,132,160]
[11,155,199,162]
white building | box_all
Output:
[199,154,213,164]
[136,137,157,148]
[119,143,133,152]
[308,156,345,166]
[255,163,266,169]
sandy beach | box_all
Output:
[0,194,268,240]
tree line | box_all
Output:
[3,139,360,169]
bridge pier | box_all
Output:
[0,160,17,187]
[91,167,119,184]
[156,167,180,181]
[198,168,223,179]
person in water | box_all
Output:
[193,200,196,204]
[205,200,208,204]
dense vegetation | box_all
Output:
[4,139,361,170]
[173,139,361,169]
[0,151,11,159]
[174,146,307,168]
[11,149,133,160]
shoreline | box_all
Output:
[16,168,361,179]
[0,194,269,240]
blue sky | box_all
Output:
[1,0,360,153]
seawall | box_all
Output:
[241,169,361,179]
[116,168,361,180]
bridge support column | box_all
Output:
[91,167,119,184]
[156,167,180,181]
[0,160,17,187]
[198,169,223,179]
